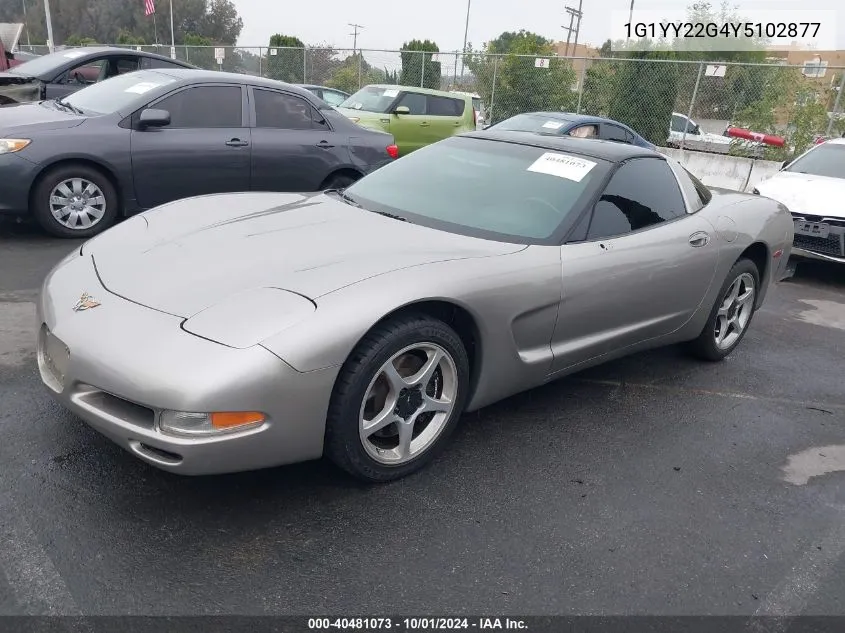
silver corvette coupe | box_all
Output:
[37,132,794,481]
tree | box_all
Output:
[465,30,576,124]
[199,0,242,45]
[267,33,305,83]
[579,39,619,117]
[326,53,385,94]
[183,33,214,69]
[305,44,343,85]
[400,39,441,89]
[116,30,146,46]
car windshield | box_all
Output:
[784,143,845,179]
[343,136,610,242]
[60,70,177,115]
[339,86,400,112]
[496,113,575,134]
[9,49,93,77]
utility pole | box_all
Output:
[21,0,31,48]
[459,0,471,77]
[349,23,364,54]
[563,2,583,56]
[43,0,54,52]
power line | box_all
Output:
[562,0,583,56]
[348,23,364,54]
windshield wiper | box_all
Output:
[373,210,408,222]
[54,98,83,115]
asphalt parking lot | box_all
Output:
[1,216,844,617]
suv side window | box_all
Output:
[152,85,243,128]
[587,158,687,240]
[253,89,316,130]
[428,95,464,116]
[396,91,427,115]
[601,123,629,143]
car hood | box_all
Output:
[336,107,389,131]
[755,171,845,219]
[0,101,86,133]
[87,192,525,318]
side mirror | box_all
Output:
[393,105,410,115]
[139,108,171,129]
[781,159,791,170]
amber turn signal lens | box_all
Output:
[210,411,265,429]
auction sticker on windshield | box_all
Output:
[527,152,596,181]
[63,51,87,59]
[124,82,162,94]
[542,121,564,130]
[383,89,400,98]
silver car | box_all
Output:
[36,132,794,481]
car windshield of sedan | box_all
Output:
[338,86,401,112]
[495,113,575,134]
[60,70,177,115]
[784,143,845,179]
[343,136,610,242]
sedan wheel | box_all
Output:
[359,343,458,465]
[32,164,118,238]
[713,272,755,351]
[325,314,470,481]
[688,258,760,361]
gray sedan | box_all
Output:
[37,133,794,481]
[0,68,397,237]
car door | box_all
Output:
[549,156,719,373]
[426,94,466,142]
[390,91,428,155]
[249,87,350,192]
[130,83,251,209]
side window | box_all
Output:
[586,158,687,240]
[568,124,598,139]
[114,57,141,76]
[625,129,636,143]
[144,57,187,70]
[153,86,242,128]
[321,90,347,107]
[427,95,464,116]
[665,157,711,212]
[253,89,315,130]
[396,91,427,115]
[670,114,686,133]
[59,58,107,85]
[601,124,629,143]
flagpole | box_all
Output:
[153,12,159,46]
[169,0,175,58]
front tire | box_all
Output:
[32,164,118,238]
[320,172,358,191]
[324,314,470,482]
[688,258,760,362]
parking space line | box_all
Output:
[748,508,845,630]
[0,493,82,616]
[574,379,845,412]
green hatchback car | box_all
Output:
[336,85,476,156]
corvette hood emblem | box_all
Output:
[73,292,101,312]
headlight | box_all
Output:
[0,139,31,154]
[159,410,266,437]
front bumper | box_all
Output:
[36,253,339,475]
[0,152,39,215]
[790,214,845,265]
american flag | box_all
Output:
[144,0,155,16]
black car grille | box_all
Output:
[794,234,844,257]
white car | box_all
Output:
[753,138,845,264]
[667,112,733,149]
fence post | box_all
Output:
[420,51,426,88]
[453,51,459,89]
[681,61,704,152]
[357,53,363,90]
[258,48,262,77]
[303,46,307,83]
[576,61,586,114]
[489,56,498,124]
[826,70,845,137]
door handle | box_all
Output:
[420,122,430,127]
[689,232,710,247]
[316,140,335,149]
[225,138,248,147]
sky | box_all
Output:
[231,0,845,52]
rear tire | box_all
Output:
[687,258,760,362]
[324,314,470,482]
[32,164,118,239]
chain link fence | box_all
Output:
[20,43,845,158]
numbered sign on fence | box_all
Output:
[535,58,551,68]
[705,64,727,77]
